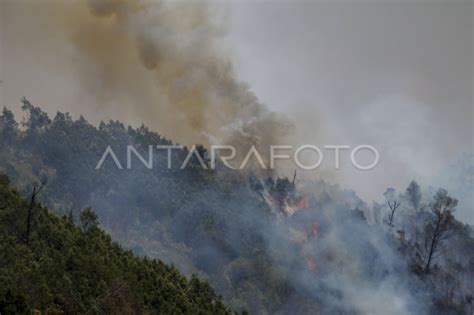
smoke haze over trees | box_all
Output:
[0,102,473,314]
[0,0,472,314]
[0,173,230,314]
[1,0,472,221]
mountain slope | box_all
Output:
[0,175,231,314]
[1,100,473,314]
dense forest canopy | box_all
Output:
[0,100,473,314]
[0,175,230,314]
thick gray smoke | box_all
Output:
[227,0,473,221]
[1,0,293,150]
[1,1,472,314]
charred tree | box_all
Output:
[421,189,457,273]
[387,200,401,227]
[25,179,46,245]
[383,188,400,227]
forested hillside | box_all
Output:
[1,99,473,314]
[0,174,230,314]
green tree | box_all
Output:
[406,180,422,211]
[0,107,18,144]
[20,97,51,134]
[80,207,98,232]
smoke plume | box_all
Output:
[2,0,293,149]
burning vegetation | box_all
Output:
[1,0,473,314]
[0,101,473,314]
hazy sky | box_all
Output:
[0,0,472,222]
[226,0,473,221]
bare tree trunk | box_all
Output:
[25,179,46,245]
[25,185,36,245]
[424,212,444,273]
[387,200,400,227]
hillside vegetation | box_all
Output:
[1,99,473,314]
[0,175,230,314]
